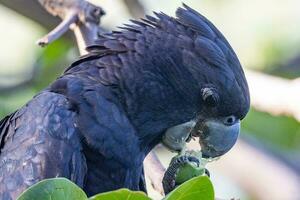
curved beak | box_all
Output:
[193,119,240,158]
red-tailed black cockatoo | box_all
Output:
[0,4,250,199]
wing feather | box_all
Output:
[0,92,87,200]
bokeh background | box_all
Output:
[0,0,300,199]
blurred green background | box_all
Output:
[0,0,300,199]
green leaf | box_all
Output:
[17,178,87,200]
[164,176,214,200]
[89,189,151,200]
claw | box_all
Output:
[175,155,189,164]
[204,168,210,177]
[187,156,200,167]
[162,155,201,195]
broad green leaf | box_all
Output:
[164,176,214,200]
[89,188,151,200]
[17,178,87,200]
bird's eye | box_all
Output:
[201,87,219,107]
[224,115,236,126]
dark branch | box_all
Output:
[0,0,60,30]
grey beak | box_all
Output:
[162,121,196,152]
[161,118,240,158]
[194,120,240,158]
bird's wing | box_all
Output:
[48,74,146,194]
[0,91,87,200]
[73,85,145,194]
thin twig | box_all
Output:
[36,0,104,51]
[37,10,78,47]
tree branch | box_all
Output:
[144,151,165,195]
[0,0,60,30]
[37,10,78,47]
[246,70,300,122]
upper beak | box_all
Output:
[192,119,240,158]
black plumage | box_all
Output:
[0,4,249,199]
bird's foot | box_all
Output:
[162,155,200,195]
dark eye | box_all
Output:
[201,88,219,107]
[224,115,236,126]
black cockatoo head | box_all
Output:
[84,4,250,158]
[152,5,250,158]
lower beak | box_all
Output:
[192,120,240,158]
[162,121,196,152]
